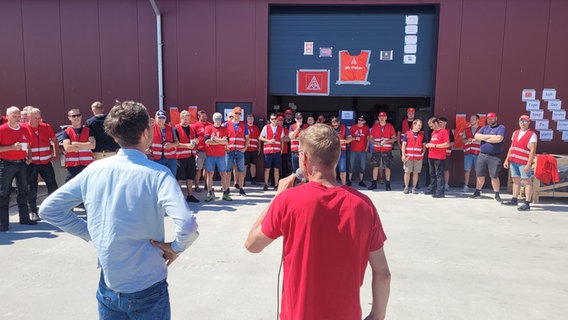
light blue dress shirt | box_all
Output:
[39,148,199,293]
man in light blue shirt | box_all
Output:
[39,101,199,319]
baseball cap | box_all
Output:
[284,109,293,114]
[358,115,366,121]
[408,107,415,113]
[233,106,242,113]
[378,112,387,117]
[439,116,448,122]
[487,112,497,119]
[156,110,167,119]
[519,115,530,121]
[295,112,302,118]
[277,115,284,120]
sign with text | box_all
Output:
[542,88,556,100]
[552,110,566,121]
[557,120,568,131]
[547,99,562,110]
[530,110,544,120]
[535,119,549,130]
[522,89,536,101]
[539,130,553,141]
[562,131,568,141]
[525,100,540,111]
[296,69,330,96]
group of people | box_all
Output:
[33,100,389,319]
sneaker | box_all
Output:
[194,186,202,193]
[385,181,391,191]
[346,180,352,186]
[412,188,419,194]
[20,220,38,226]
[444,184,450,192]
[432,194,445,198]
[186,195,200,203]
[205,192,214,202]
[234,184,240,190]
[239,188,246,196]
[222,194,233,201]
[0,225,8,232]
[495,194,502,202]
[263,184,269,191]
[403,188,409,194]
[274,185,278,191]
[368,181,377,190]
[517,203,530,211]
[469,191,481,199]
[30,212,41,221]
[462,185,469,193]
[501,200,518,206]
[251,179,258,186]
[358,181,367,188]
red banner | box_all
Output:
[336,50,371,85]
[296,69,330,96]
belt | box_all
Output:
[0,159,26,164]
[481,152,501,157]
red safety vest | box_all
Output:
[401,119,411,134]
[246,124,260,152]
[175,124,196,159]
[509,130,535,165]
[281,127,290,154]
[405,131,424,160]
[464,126,481,155]
[27,123,55,165]
[263,125,283,154]
[290,123,308,152]
[335,124,348,151]
[371,123,395,152]
[152,124,176,160]
[445,128,453,156]
[226,121,247,151]
[64,127,93,167]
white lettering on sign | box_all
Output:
[522,89,536,101]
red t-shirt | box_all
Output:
[349,124,370,152]
[204,125,227,157]
[191,121,212,151]
[0,123,32,160]
[428,129,449,160]
[262,182,387,320]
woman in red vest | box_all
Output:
[502,115,537,211]
[401,119,424,194]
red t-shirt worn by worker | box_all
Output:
[428,129,449,160]
[204,125,228,157]
[349,124,370,152]
[261,182,387,320]
[0,123,32,160]
[192,120,212,151]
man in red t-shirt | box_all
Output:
[245,114,261,185]
[368,112,396,191]
[0,107,37,231]
[191,110,212,192]
[246,124,391,320]
[204,112,231,202]
[424,117,450,198]
[349,114,370,187]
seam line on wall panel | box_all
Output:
[541,0,552,88]
[58,0,67,119]
[136,0,141,101]
[20,0,28,105]
[97,0,103,102]
[496,0,508,113]
[454,0,464,114]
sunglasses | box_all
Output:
[234,112,241,115]
[519,120,529,124]
[270,118,277,120]
[69,114,82,118]
[214,117,223,121]
[229,116,233,119]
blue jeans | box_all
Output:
[291,152,300,173]
[464,153,478,171]
[97,272,171,320]
[225,150,245,172]
[350,151,366,176]
[337,151,347,173]
[156,156,177,177]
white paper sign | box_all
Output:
[404,35,417,44]
[535,119,549,130]
[525,100,540,111]
[539,130,553,141]
[341,111,354,120]
[403,55,416,64]
[562,131,568,141]
[405,25,418,34]
[303,42,313,55]
[547,99,562,110]
[542,88,556,101]
[406,15,419,25]
[530,110,544,120]
[522,89,536,101]
[557,120,568,131]
[552,110,566,121]
[404,45,417,54]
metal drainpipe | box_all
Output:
[149,0,164,111]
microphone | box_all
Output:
[295,168,306,185]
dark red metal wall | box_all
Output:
[1,0,567,156]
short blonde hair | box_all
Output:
[91,101,103,110]
[180,110,190,118]
[299,124,340,171]
[6,106,20,116]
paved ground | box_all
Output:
[1,179,567,319]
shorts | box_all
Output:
[370,151,393,169]
[443,157,451,171]
[337,151,347,173]
[264,153,282,170]
[226,150,245,172]
[196,151,206,170]
[176,157,196,180]
[205,155,227,173]
[350,151,366,174]
[476,152,502,178]
[244,150,258,165]
[403,159,423,173]
[509,161,533,179]
[464,153,478,171]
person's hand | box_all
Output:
[276,174,296,195]
[240,147,247,153]
[503,160,509,169]
[524,164,531,173]
[401,155,407,163]
[150,240,179,266]
[13,142,22,150]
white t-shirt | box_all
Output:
[261,124,285,139]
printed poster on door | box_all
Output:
[336,50,371,85]
[296,69,330,96]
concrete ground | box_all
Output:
[1,178,567,320]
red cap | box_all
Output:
[486,112,497,119]
[519,114,530,121]
[233,106,242,113]
[277,115,284,120]
[284,109,293,114]
[378,112,387,117]
[408,108,415,113]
